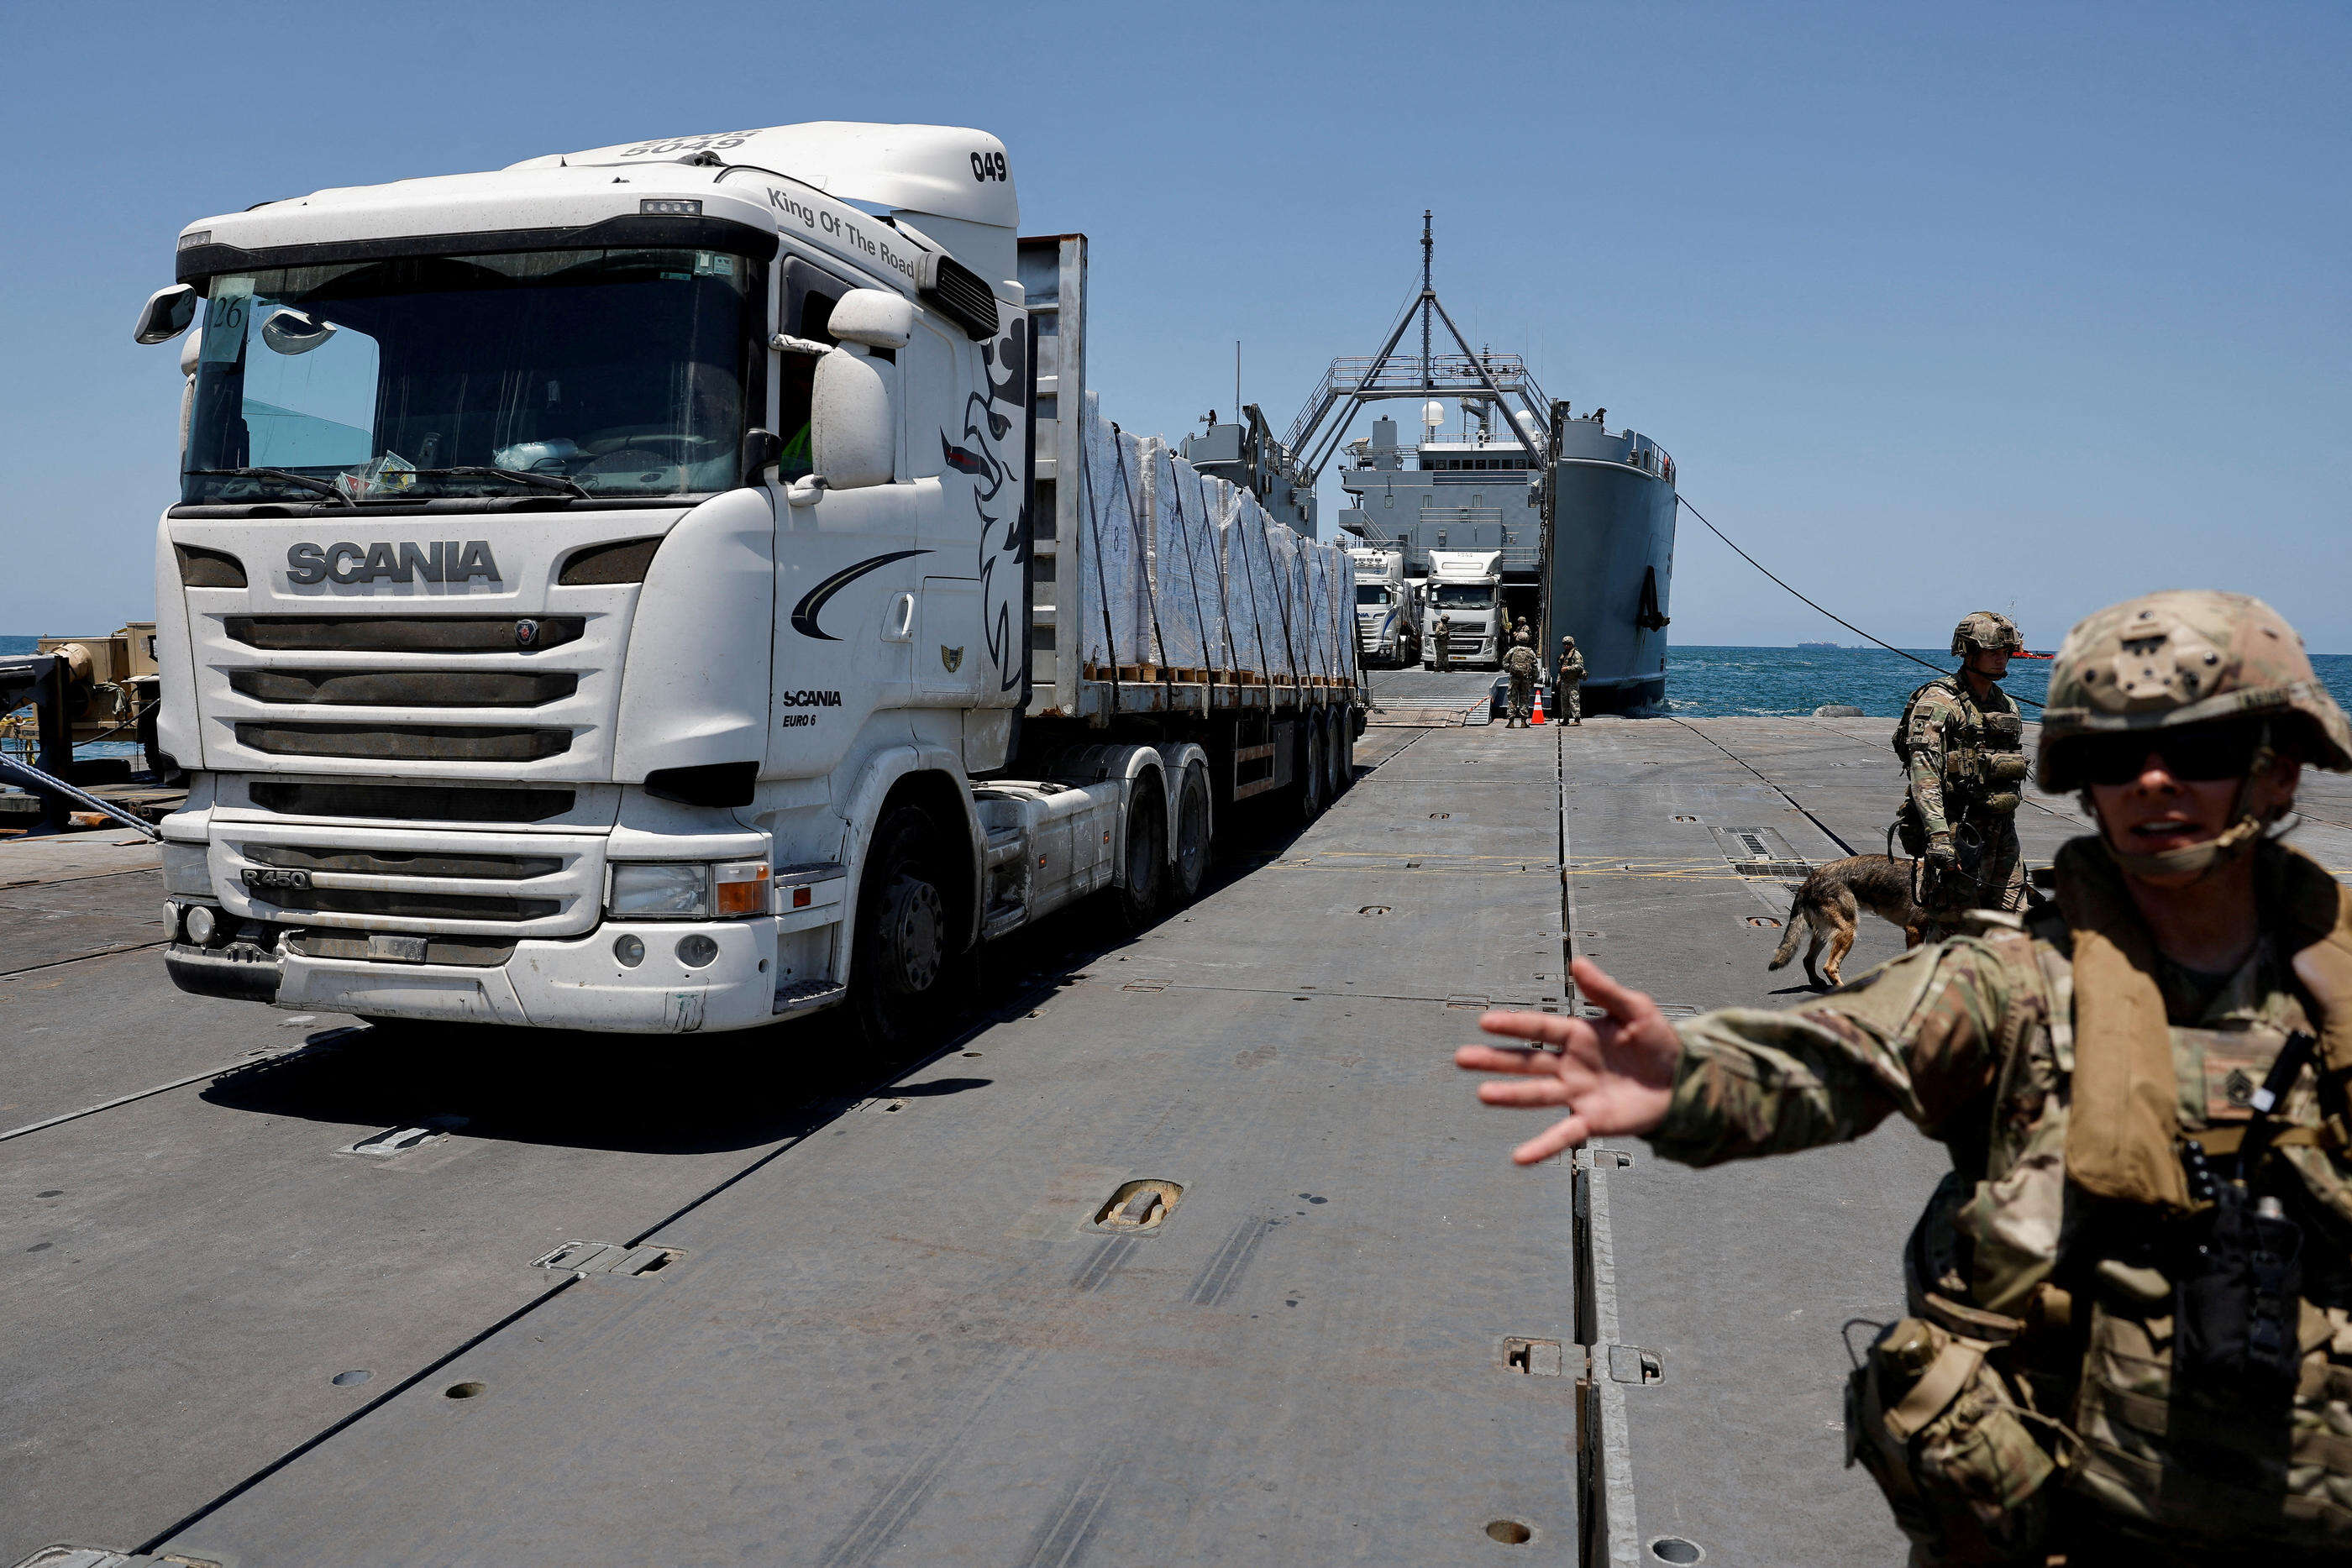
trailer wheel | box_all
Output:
[1325,710,1352,798]
[1116,772,1168,930]
[1169,763,1211,906]
[852,805,964,1052]
[1299,722,1327,821]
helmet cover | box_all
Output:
[2038,590,2352,791]
[1950,611,2025,658]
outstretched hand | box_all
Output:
[1455,957,1682,1164]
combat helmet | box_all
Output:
[2039,590,2352,873]
[1950,611,2025,658]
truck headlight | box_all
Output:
[162,841,213,897]
[607,859,770,920]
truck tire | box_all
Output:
[1299,722,1327,821]
[851,805,965,1053]
[1115,773,1168,930]
[1325,710,1351,798]
[1169,763,1211,906]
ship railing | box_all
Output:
[1341,443,1541,472]
[1283,352,1550,451]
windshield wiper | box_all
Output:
[187,467,353,506]
[412,466,590,500]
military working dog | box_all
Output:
[1766,854,1932,989]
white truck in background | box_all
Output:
[1422,548,1505,669]
[135,122,1359,1048]
[1347,547,1418,668]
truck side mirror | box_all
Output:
[826,288,916,351]
[134,284,197,345]
[811,347,896,490]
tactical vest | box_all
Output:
[1893,678,2029,815]
[1848,842,2352,1563]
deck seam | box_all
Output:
[1563,721,1642,1567]
[0,1032,344,1145]
[1664,715,1860,857]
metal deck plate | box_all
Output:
[11,694,2350,1564]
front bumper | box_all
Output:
[164,917,789,1033]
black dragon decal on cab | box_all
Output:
[942,321,1030,694]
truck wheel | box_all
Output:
[1116,773,1168,930]
[1169,763,1211,906]
[1299,723,1327,821]
[1325,711,1352,798]
[851,805,964,1053]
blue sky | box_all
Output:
[4,1,2344,650]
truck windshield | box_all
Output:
[1431,584,1494,610]
[1355,585,1391,606]
[183,248,762,506]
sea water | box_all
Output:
[1659,644,2352,721]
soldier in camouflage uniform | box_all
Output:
[1501,630,1541,727]
[1557,632,1587,726]
[1898,611,2032,919]
[1460,591,2352,1565]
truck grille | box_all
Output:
[228,669,579,707]
[215,821,601,937]
[223,616,585,653]
[248,781,577,822]
[249,884,561,922]
[235,722,574,763]
[244,844,562,879]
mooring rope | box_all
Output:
[1675,493,2045,710]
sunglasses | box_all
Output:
[2073,723,2265,786]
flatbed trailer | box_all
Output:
[1017,233,1359,810]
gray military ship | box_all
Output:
[1293,214,1677,710]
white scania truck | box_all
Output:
[1347,547,1418,668]
[1421,548,1505,669]
[136,123,1359,1046]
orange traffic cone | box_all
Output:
[1530,690,1546,726]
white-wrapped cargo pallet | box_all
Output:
[1113,426,1158,671]
[1329,543,1355,679]
[1305,538,1332,683]
[1263,521,1305,686]
[1229,492,1283,681]
[1139,439,1216,676]
[1211,481,1263,680]
[1171,454,1228,679]
[1295,531,1325,683]
[1317,545,1336,681]
[1076,394,1154,678]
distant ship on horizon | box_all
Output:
[1796,640,1840,651]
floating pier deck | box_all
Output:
[8,679,2349,1565]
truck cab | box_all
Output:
[1421,549,1504,669]
[1347,547,1416,668]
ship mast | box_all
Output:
[1419,210,1432,391]
[1279,215,1552,489]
